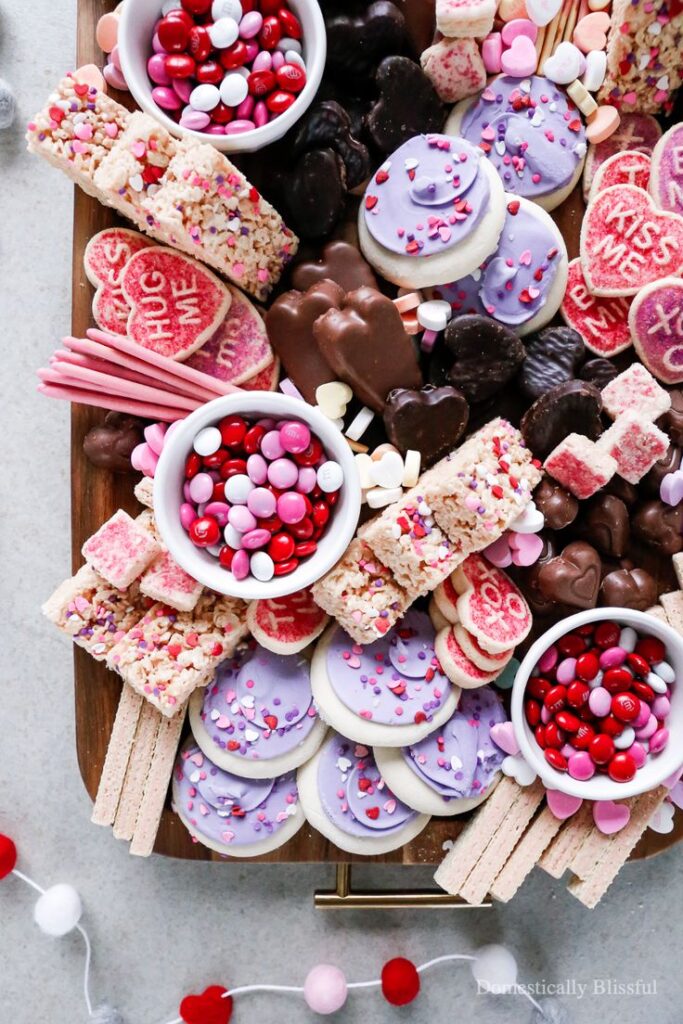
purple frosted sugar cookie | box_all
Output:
[172,744,305,857]
[650,123,683,218]
[358,133,506,288]
[583,112,662,201]
[310,609,460,747]
[430,194,568,335]
[189,644,327,779]
[375,687,507,816]
[448,75,587,212]
[629,276,683,385]
[296,730,430,854]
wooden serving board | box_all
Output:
[71,0,683,863]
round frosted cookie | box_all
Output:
[189,644,327,779]
[374,686,507,816]
[297,729,430,854]
[172,743,305,857]
[358,133,506,288]
[446,75,587,212]
[434,627,502,688]
[311,609,460,747]
[428,195,568,336]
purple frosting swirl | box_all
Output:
[325,609,450,726]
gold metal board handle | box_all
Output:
[314,864,491,910]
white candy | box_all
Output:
[367,486,403,508]
[417,299,452,332]
[224,524,244,549]
[250,551,275,581]
[653,660,675,684]
[588,670,603,690]
[525,0,562,26]
[647,671,668,694]
[190,83,220,112]
[370,450,404,490]
[207,543,223,557]
[614,726,636,749]
[619,626,638,652]
[509,502,544,534]
[220,72,249,107]
[34,884,83,937]
[354,453,374,489]
[317,461,344,493]
[225,473,254,505]
[209,16,239,49]
[286,50,306,69]
[402,449,421,488]
[277,37,302,54]
[581,49,607,93]
[345,406,374,441]
[315,381,352,420]
[471,945,518,991]
[193,426,222,457]
[543,41,584,85]
[212,0,242,21]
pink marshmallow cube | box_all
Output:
[601,363,671,422]
[139,550,203,612]
[82,509,160,590]
[544,433,617,499]
[597,412,670,484]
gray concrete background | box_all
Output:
[1,4,681,1022]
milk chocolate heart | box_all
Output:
[537,540,601,609]
[383,385,469,465]
[366,55,447,154]
[600,568,657,610]
[292,100,371,191]
[313,286,423,411]
[520,380,603,460]
[632,499,683,555]
[519,325,585,400]
[83,411,145,473]
[265,279,343,403]
[573,493,629,558]
[444,314,526,403]
[291,241,378,293]
[286,148,347,239]
[325,1,407,85]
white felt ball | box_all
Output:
[470,945,518,992]
[34,883,83,936]
[0,79,17,130]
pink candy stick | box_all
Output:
[37,383,187,422]
[52,350,174,392]
[45,361,200,413]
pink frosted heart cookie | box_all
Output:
[582,112,661,201]
[650,123,683,218]
[185,286,274,385]
[242,357,280,392]
[84,228,153,335]
[589,149,652,200]
[451,553,532,654]
[560,258,632,356]
[246,589,329,655]
[580,184,683,296]
[434,626,501,688]
[629,276,683,385]
[436,0,496,38]
[121,247,231,359]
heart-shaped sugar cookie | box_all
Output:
[247,589,328,654]
[180,985,232,1024]
[589,150,652,200]
[84,227,153,335]
[593,800,630,835]
[650,123,683,217]
[629,276,683,384]
[451,553,532,653]
[560,258,632,356]
[185,286,272,385]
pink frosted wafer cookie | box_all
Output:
[436,0,496,37]
[589,150,652,200]
[434,626,500,688]
[650,124,683,218]
[451,553,532,654]
[544,434,616,499]
[601,362,671,420]
[628,277,683,385]
[139,550,203,612]
[597,412,669,485]
[454,623,513,672]
[560,258,632,357]
[121,247,231,359]
[185,286,274,386]
[82,509,160,590]
[420,38,487,103]
[84,228,153,335]
[580,184,683,297]
[582,113,661,202]
[246,589,329,655]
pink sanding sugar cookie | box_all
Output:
[589,149,652,200]
[420,37,486,103]
[242,356,280,392]
[84,228,153,335]
[560,258,632,356]
[246,589,329,655]
[453,622,513,672]
[121,247,231,360]
[450,553,532,654]
[650,123,683,218]
[582,112,661,201]
[185,286,274,385]
[434,626,499,688]
[628,276,683,385]
[432,574,460,624]
[580,184,683,296]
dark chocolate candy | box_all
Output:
[536,540,601,610]
[520,380,603,460]
[632,499,683,555]
[312,286,422,411]
[292,101,372,192]
[291,240,378,293]
[573,493,629,558]
[599,568,658,611]
[325,1,407,85]
[533,476,578,531]
[265,280,343,404]
[579,357,619,389]
[365,55,447,153]
[518,325,585,400]
[604,475,638,505]
[514,532,559,617]
[659,389,683,446]
[383,384,469,465]
[444,314,526,403]
[83,412,145,473]
[641,444,682,496]
[286,149,347,239]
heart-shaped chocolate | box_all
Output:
[444,314,526,403]
[83,412,145,473]
[642,444,682,496]
[520,380,603,460]
[291,240,378,293]
[513,532,559,617]
[325,1,407,85]
[660,388,683,445]
[292,100,372,191]
[537,540,601,609]
[180,985,232,1024]
[286,148,347,239]
[573,493,629,558]
[533,476,578,531]
[519,325,585,400]
[599,568,657,610]
[313,286,423,411]
[383,385,469,465]
[366,55,447,154]
[632,499,683,555]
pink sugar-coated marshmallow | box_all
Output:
[297,467,317,493]
[241,528,271,550]
[537,644,558,674]
[188,472,214,504]
[599,646,627,669]
[555,658,576,685]
[501,18,538,44]
[232,549,250,580]
[420,37,487,104]
[261,430,285,460]
[650,728,669,754]
[568,752,595,780]
[482,33,503,73]
[277,491,306,524]
[247,487,277,518]
[544,434,616,500]
[267,457,299,489]
[228,505,257,533]
[247,454,268,485]
[501,35,538,78]
[180,503,197,531]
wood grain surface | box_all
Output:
[69,0,683,863]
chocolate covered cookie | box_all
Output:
[444,314,525,403]
[520,380,603,460]
[83,412,145,473]
[383,384,469,465]
[291,241,378,293]
[519,325,585,400]
[366,56,447,153]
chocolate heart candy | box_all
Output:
[444,314,526,403]
[265,279,344,403]
[537,540,601,610]
[325,1,407,85]
[600,568,658,611]
[313,286,423,411]
[579,357,619,390]
[604,475,638,505]
[642,444,682,496]
[518,325,585,400]
[514,532,559,617]
[383,384,469,465]
[520,380,603,460]
[291,241,378,293]
[83,412,145,473]
[632,499,683,555]
[286,149,347,239]
[659,389,683,446]
[573,493,629,558]
[292,101,372,191]
[366,55,447,154]
[533,476,578,531]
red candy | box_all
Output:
[567,681,590,708]
[188,25,212,61]
[0,834,17,880]
[525,698,541,727]
[590,733,614,764]
[268,532,295,562]
[594,621,620,648]
[527,676,551,700]
[276,63,306,92]
[611,692,640,722]
[181,0,212,12]
[626,652,650,677]
[219,416,248,448]
[220,41,250,69]
[248,70,277,96]
[196,60,225,84]
[278,8,302,37]
[165,54,197,78]
[544,721,564,748]
[555,710,580,733]
[636,636,665,664]
[602,667,633,693]
[576,651,599,681]
[608,752,637,783]
[545,749,568,771]
[189,516,220,547]
[544,685,567,715]
[158,15,191,52]
[259,15,282,49]
[557,633,586,657]
[266,89,296,114]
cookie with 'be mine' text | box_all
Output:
[560,258,632,357]
[629,277,683,385]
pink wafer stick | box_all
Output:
[47,360,200,412]
[38,383,187,422]
[52,350,171,392]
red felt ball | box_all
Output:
[179,985,232,1024]
[381,958,420,1006]
[0,834,17,879]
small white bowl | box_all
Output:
[119,0,326,154]
[511,608,683,802]
[154,393,361,600]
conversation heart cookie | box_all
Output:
[650,123,683,218]
[121,247,231,359]
[589,149,652,199]
[582,112,662,201]
[242,358,280,392]
[451,553,532,653]
[84,227,153,335]
[247,589,329,656]
[629,277,683,385]
[185,286,273,386]
[560,258,632,356]
[580,184,683,296]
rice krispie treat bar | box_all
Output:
[106,593,249,716]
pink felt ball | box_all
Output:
[303,964,348,1015]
